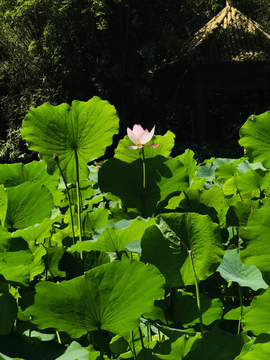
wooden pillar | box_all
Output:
[191,68,207,145]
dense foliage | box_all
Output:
[1,0,270,162]
[1,97,270,358]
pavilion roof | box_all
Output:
[192,2,270,64]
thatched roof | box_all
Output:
[192,2,270,64]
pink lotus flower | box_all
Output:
[125,124,160,150]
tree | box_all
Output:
[1,0,270,162]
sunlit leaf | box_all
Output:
[0,163,28,187]
[0,227,11,253]
[0,259,29,287]
[226,200,261,229]
[217,249,268,291]
[240,200,270,283]
[83,207,110,236]
[176,186,227,225]
[55,341,90,360]
[0,185,7,227]
[0,161,60,191]
[141,213,224,287]
[4,182,54,230]
[70,217,154,254]
[196,158,234,182]
[239,112,270,168]
[235,334,270,360]
[23,260,165,338]
[224,306,250,321]
[215,162,238,185]
[114,131,175,163]
[21,97,119,183]
[243,288,270,335]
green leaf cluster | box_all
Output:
[1,99,270,359]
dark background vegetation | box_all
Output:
[1,0,270,163]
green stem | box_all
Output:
[188,250,204,354]
[158,330,162,343]
[147,322,152,346]
[238,285,243,334]
[141,147,146,218]
[74,149,83,263]
[131,331,137,359]
[138,325,147,360]
[54,153,76,245]
[97,324,104,360]
[237,188,243,201]
[56,331,61,344]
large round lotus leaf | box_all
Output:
[242,287,270,336]
[23,260,165,338]
[21,97,119,183]
[114,130,175,163]
[4,182,54,230]
[240,200,270,283]
[141,213,224,287]
[98,156,189,218]
[239,112,270,168]
[217,249,268,291]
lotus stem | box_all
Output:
[238,285,243,334]
[138,325,147,360]
[97,324,104,360]
[147,322,152,346]
[141,147,146,218]
[131,331,137,359]
[74,149,83,264]
[54,152,76,246]
[188,249,205,356]
[56,331,61,344]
